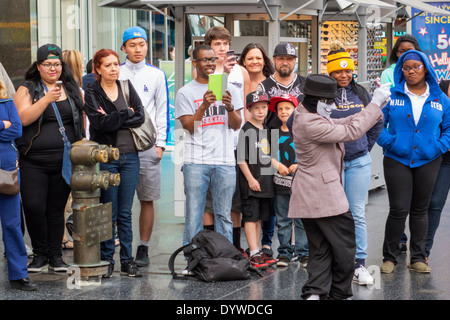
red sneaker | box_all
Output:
[261,252,277,266]
[249,253,268,270]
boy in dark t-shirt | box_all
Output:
[269,94,309,268]
[237,91,276,270]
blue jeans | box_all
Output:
[182,163,235,246]
[274,194,308,259]
[100,153,140,264]
[342,153,372,262]
[426,154,450,257]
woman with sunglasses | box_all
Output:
[13,44,84,273]
[326,41,383,286]
[377,50,450,274]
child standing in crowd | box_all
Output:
[237,91,276,270]
[269,94,308,268]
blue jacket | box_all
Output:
[377,50,450,168]
[0,98,22,171]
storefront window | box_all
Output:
[0,0,31,88]
[280,19,313,77]
[320,21,359,75]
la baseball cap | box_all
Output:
[122,26,148,45]
[37,44,62,63]
[268,94,298,113]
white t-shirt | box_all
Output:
[175,79,243,166]
[404,82,430,126]
[226,65,246,149]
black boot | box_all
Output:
[10,278,37,291]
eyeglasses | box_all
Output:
[40,63,62,70]
[402,64,424,73]
[194,57,218,63]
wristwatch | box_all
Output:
[225,105,234,112]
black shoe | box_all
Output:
[134,245,150,267]
[121,260,142,277]
[10,278,37,291]
[48,255,68,272]
[261,247,273,258]
[27,255,48,273]
[102,262,114,278]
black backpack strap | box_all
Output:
[168,243,203,281]
[168,245,186,278]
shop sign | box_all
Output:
[411,2,450,80]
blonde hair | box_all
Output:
[63,50,84,87]
[0,78,9,99]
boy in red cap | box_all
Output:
[269,94,308,268]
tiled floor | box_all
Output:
[1,151,450,301]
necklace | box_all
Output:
[274,74,296,95]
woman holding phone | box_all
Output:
[13,44,84,273]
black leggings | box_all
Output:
[382,156,442,264]
[19,156,70,258]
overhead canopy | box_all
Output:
[99,0,450,18]
[395,0,450,16]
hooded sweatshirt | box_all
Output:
[377,50,450,168]
[330,83,383,161]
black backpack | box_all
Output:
[168,230,251,282]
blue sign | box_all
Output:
[411,2,450,80]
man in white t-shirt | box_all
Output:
[175,45,243,248]
[202,26,250,253]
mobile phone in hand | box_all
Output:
[55,80,63,90]
[227,50,236,62]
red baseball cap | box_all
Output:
[268,94,298,113]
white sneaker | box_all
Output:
[182,268,195,276]
[353,266,374,286]
[25,245,33,257]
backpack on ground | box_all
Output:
[168,230,251,282]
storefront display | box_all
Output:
[281,19,313,77]
[320,21,358,75]
[320,21,387,93]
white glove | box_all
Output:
[371,83,391,108]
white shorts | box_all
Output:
[136,146,161,201]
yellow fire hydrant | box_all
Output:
[68,139,120,285]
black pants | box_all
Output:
[383,156,442,264]
[301,211,356,300]
[20,156,70,258]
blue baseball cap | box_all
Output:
[122,27,148,45]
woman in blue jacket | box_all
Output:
[0,79,36,291]
[377,50,450,274]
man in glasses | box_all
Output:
[175,45,243,268]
